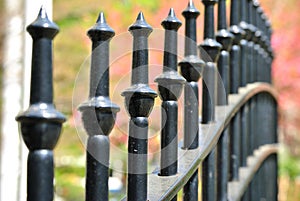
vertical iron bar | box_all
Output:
[239,0,250,175]
[200,0,222,123]
[258,5,271,199]
[239,5,251,200]
[200,1,221,201]
[239,0,249,88]
[251,2,262,200]
[247,1,255,198]
[156,7,184,176]
[229,0,244,182]
[247,0,255,84]
[216,0,233,106]
[270,98,278,201]
[216,0,233,200]
[261,13,270,83]
[122,12,157,201]
[265,17,274,83]
[78,12,120,201]
[256,4,268,82]
[179,2,205,200]
[229,0,245,93]
[155,8,185,201]
[252,1,261,83]
[255,3,265,200]
[16,7,66,201]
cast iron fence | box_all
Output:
[16,0,278,201]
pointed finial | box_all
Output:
[87,12,115,41]
[161,8,182,30]
[182,0,200,18]
[136,11,145,21]
[26,6,59,39]
[38,6,48,19]
[129,11,153,34]
[97,12,106,24]
[169,8,175,17]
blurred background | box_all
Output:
[0,0,300,200]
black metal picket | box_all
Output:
[78,12,120,201]
[16,0,278,201]
[16,7,66,201]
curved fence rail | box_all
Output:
[16,0,278,201]
[147,83,278,200]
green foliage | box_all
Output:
[55,166,85,201]
[279,148,300,180]
[113,0,160,12]
[56,14,82,28]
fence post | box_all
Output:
[121,12,157,201]
[15,7,66,201]
[215,0,233,200]
[255,3,268,82]
[155,8,184,176]
[216,0,233,106]
[155,9,185,201]
[261,14,271,83]
[200,0,221,201]
[179,1,205,200]
[240,0,250,169]
[247,2,257,200]
[265,17,274,83]
[240,1,252,200]
[78,12,120,201]
[247,0,255,84]
[252,1,261,83]
[246,0,255,162]
[229,0,244,182]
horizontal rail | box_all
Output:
[147,82,277,201]
[227,144,278,201]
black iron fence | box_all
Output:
[16,0,278,201]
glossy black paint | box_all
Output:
[239,0,250,175]
[216,0,233,200]
[179,1,205,200]
[16,2,278,201]
[155,8,185,179]
[16,7,66,201]
[78,12,120,201]
[200,1,221,201]
[121,12,157,201]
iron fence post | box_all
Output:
[239,0,250,173]
[179,1,205,200]
[122,12,157,201]
[155,8,185,201]
[252,1,261,83]
[265,17,274,83]
[248,1,257,196]
[15,7,66,201]
[215,0,233,200]
[78,12,120,201]
[200,1,221,201]
[229,0,244,182]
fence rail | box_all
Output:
[16,0,277,201]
